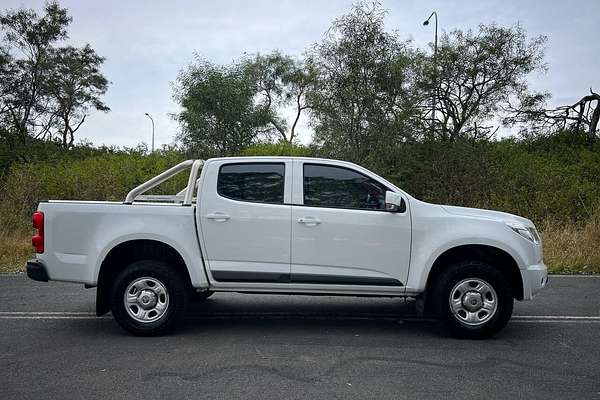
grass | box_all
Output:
[1,221,599,275]
[541,217,600,274]
[0,231,33,273]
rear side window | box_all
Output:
[217,163,285,204]
[303,164,389,210]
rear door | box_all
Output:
[290,161,411,286]
[198,159,292,283]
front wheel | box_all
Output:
[432,261,513,339]
[110,260,188,336]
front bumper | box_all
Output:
[520,262,548,300]
[26,259,49,282]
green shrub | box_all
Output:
[241,142,315,157]
[0,150,187,232]
[1,136,600,273]
[2,135,600,233]
[325,138,600,226]
[486,139,600,224]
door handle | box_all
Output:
[297,217,321,226]
[206,212,230,222]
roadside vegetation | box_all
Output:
[1,135,599,274]
[1,2,599,273]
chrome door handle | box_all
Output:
[297,217,321,226]
[206,212,230,222]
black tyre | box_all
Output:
[431,261,513,339]
[110,260,188,336]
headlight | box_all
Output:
[506,222,540,244]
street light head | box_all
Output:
[423,11,437,27]
[144,112,149,116]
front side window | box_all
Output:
[303,164,389,210]
[218,163,285,204]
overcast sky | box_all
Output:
[3,0,599,147]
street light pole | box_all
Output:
[144,112,155,152]
[423,11,438,138]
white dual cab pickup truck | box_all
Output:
[27,156,547,337]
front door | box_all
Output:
[291,162,411,286]
[199,160,292,283]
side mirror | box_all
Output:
[385,191,406,213]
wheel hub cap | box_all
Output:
[449,278,498,326]
[138,290,157,309]
[124,277,169,323]
[462,291,483,312]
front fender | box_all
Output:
[406,199,538,292]
[407,238,526,292]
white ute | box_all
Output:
[27,157,548,337]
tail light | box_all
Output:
[32,211,44,253]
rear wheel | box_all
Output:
[110,260,188,336]
[432,261,513,339]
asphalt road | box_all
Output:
[1,274,599,400]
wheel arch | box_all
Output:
[95,239,194,316]
[424,244,524,303]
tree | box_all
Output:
[0,2,108,150]
[174,52,314,155]
[243,51,316,143]
[42,45,110,148]
[174,58,272,157]
[306,2,420,162]
[505,89,600,145]
[0,1,71,145]
[0,45,13,114]
[0,45,14,142]
[421,24,547,142]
